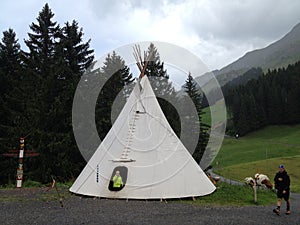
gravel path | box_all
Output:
[1,189,299,225]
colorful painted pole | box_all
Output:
[16,137,25,188]
[2,135,39,188]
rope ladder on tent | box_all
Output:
[119,110,140,161]
[111,45,152,163]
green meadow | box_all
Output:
[212,125,300,193]
[202,100,226,126]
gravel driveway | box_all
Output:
[1,189,299,225]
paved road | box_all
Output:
[1,192,299,225]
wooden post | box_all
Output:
[253,181,257,203]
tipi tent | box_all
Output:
[70,47,216,199]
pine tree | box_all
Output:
[0,28,23,132]
[22,4,95,182]
[47,19,95,179]
[145,43,174,95]
[0,4,97,183]
[23,3,61,130]
[226,61,300,135]
[21,4,61,182]
[58,20,94,74]
[0,29,28,183]
[0,29,26,143]
[24,3,60,74]
[183,73,210,164]
[143,43,180,135]
[96,51,133,140]
[52,20,94,133]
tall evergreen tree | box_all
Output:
[183,73,210,164]
[46,19,95,179]
[58,20,94,74]
[0,4,96,184]
[22,4,94,182]
[0,29,25,184]
[96,51,133,140]
[145,43,174,95]
[24,3,60,74]
[23,3,61,131]
[143,43,180,135]
[0,28,24,137]
[22,3,61,182]
[52,20,94,133]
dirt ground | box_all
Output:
[0,188,299,225]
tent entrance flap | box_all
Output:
[108,166,128,192]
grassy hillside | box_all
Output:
[212,125,300,192]
[202,105,211,125]
[201,100,226,126]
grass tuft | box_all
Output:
[190,182,275,206]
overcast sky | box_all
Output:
[1,0,300,71]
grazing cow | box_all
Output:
[254,173,273,189]
[244,174,273,190]
[245,177,255,187]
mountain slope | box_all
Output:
[215,22,300,86]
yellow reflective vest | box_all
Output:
[113,175,123,188]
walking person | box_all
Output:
[273,164,291,215]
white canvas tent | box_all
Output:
[70,47,216,199]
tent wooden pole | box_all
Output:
[133,44,154,79]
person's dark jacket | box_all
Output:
[274,170,290,191]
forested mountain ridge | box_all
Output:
[225,61,300,136]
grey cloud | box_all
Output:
[2,0,300,71]
[183,0,300,42]
[89,0,186,20]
